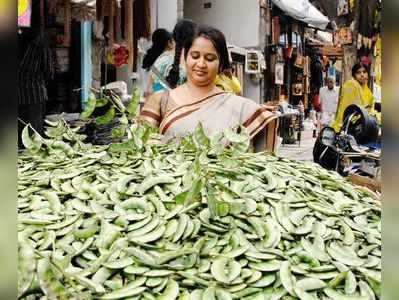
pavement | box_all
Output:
[276,128,317,162]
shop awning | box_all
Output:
[272,0,330,30]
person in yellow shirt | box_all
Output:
[332,63,380,132]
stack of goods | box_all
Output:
[18,122,381,299]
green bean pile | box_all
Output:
[18,122,381,299]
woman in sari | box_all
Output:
[332,63,379,132]
[139,25,278,152]
[141,28,173,98]
[149,19,197,94]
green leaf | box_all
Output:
[224,127,248,144]
[193,156,201,174]
[95,107,115,125]
[127,88,141,119]
[80,93,97,119]
[95,97,109,107]
[174,191,189,205]
[110,93,126,113]
[111,125,127,138]
[119,115,129,125]
[108,140,136,153]
[226,126,250,153]
[141,126,157,144]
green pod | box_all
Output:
[156,279,179,300]
[211,257,241,284]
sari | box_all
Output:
[332,78,375,132]
[139,91,279,152]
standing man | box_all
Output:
[319,77,339,129]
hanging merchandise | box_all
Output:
[282,32,293,59]
[125,0,134,69]
[272,16,280,45]
[305,75,310,94]
[349,0,355,11]
[18,0,31,27]
[71,0,97,21]
[337,0,349,16]
[373,36,381,85]
[358,0,377,39]
[105,0,130,68]
[333,27,353,45]
[107,43,130,68]
[292,82,303,96]
[55,48,70,73]
[275,62,284,85]
[63,0,71,47]
[293,34,304,69]
[245,50,261,74]
[303,55,310,76]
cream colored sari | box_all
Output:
[139,91,278,152]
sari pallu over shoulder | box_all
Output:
[139,92,278,152]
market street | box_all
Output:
[276,127,316,162]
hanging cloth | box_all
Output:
[18,33,54,105]
[358,0,377,38]
[71,0,97,21]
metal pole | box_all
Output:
[81,21,92,108]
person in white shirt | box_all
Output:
[319,77,340,128]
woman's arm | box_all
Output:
[144,74,154,99]
[138,92,163,128]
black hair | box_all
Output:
[351,62,370,78]
[184,25,231,74]
[142,28,172,71]
[165,19,197,88]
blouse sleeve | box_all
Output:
[138,93,163,128]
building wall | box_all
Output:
[183,0,260,48]
[149,0,157,32]
[244,75,262,104]
[157,0,179,31]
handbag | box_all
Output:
[293,35,304,68]
[292,83,303,96]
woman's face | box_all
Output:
[354,67,368,85]
[185,37,220,87]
